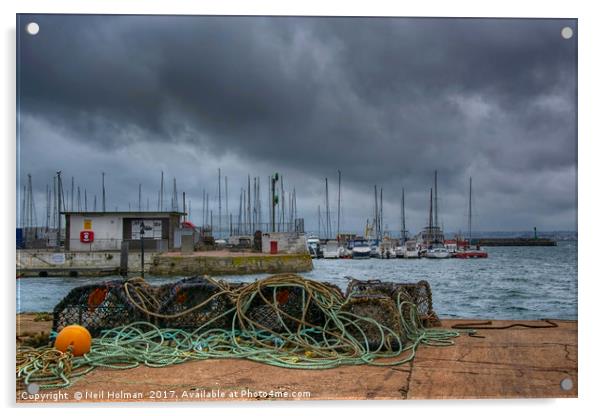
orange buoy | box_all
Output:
[54,325,92,356]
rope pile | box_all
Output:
[19,274,461,390]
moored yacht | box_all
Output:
[403,239,420,258]
[378,237,397,259]
[454,246,488,258]
[394,245,405,258]
[425,243,451,259]
[306,235,321,258]
[454,177,488,259]
[322,240,340,259]
[351,239,371,259]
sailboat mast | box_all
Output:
[468,177,473,243]
[325,178,330,239]
[218,168,221,237]
[337,170,341,239]
[71,177,74,212]
[56,171,63,248]
[238,189,243,234]
[159,171,164,211]
[52,176,57,228]
[172,178,178,211]
[374,185,378,238]
[279,175,283,231]
[401,188,406,243]
[101,172,106,212]
[434,170,438,228]
[429,188,433,230]
[380,187,383,240]
[46,183,50,231]
[318,205,321,239]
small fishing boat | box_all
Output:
[454,248,488,259]
[378,237,396,259]
[394,245,405,258]
[322,241,340,259]
[338,246,353,259]
[369,242,379,258]
[404,239,420,258]
[306,236,321,258]
[454,177,488,259]
[352,240,371,259]
[425,243,451,259]
[444,239,458,255]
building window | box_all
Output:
[131,219,163,240]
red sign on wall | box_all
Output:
[80,230,94,243]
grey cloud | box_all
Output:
[17,15,577,233]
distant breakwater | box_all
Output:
[475,238,557,247]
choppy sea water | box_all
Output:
[16,241,577,320]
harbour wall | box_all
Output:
[150,253,313,276]
[17,250,150,277]
[16,250,313,277]
[476,238,557,246]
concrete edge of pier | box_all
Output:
[16,315,577,401]
[16,250,313,277]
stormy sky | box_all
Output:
[17,15,577,235]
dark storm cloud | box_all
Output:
[17,15,577,232]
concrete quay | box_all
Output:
[17,249,313,277]
[16,315,576,401]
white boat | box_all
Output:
[394,245,405,258]
[306,236,320,258]
[404,239,420,258]
[352,240,371,259]
[338,246,352,258]
[322,241,340,259]
[444,240,458,254]
[378,238,396,259]
[453,177,488,259]
[425,244,451,259]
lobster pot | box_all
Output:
[157,276,238,330]
[345,279,440,327]
[395,281,440,327]
[52,281,153,337]
[340,294,404,351]
[241,284,327,335]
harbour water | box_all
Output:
[17,241,577,320]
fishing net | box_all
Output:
[52,277,241,335]
[340,294,404,350]
[242,281,343,334]
[32,274,457,391]
[52,280,151,337]
[345,278,441,327]
[156,277,239,331]
[53,275,439,339]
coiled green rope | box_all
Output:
[17,275,463,390]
